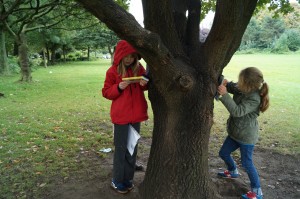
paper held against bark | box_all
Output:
[127,125,141,156]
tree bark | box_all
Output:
[42,49,47,68]
[50,46,57,65]
[139,79,216,198]
[0,25,9,75]
[18,32,32,82]
[76,0,257,198]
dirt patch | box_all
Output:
[46,137,300,199]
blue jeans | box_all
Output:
[219,136,261,189]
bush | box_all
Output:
[286,29,300,52]
[272,33,289,53]
[236,48,267,54]
[7,56,20,74]
[29,57,43,70]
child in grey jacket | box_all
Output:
[217,67,269,199]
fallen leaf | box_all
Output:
[39,183,46,187]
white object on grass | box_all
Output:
[99,148,112,153]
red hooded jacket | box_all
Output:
[102,40,148,124]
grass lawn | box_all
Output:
[0,54,299,198]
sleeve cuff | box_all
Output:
[117,85,123,93]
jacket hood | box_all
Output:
[113,40,141,66]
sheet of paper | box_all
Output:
[127,125,141,155]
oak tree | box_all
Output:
[76,0,296,198]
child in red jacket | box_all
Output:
[102,40,148,194]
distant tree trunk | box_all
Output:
[42,49,47,68]
[0,25,9,75]
[76,0,258,198]
[46,46,50,64]
[87,46,90,61]
[18,32,31,82]
[50,46,56,65]
[13,42,18,56]
[62,45,66,62]
[108,45,114,63]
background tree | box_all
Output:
[285,29,300,51]
[283,2,300,29]
[0,0,18,75]
[1,0,92,81]
[240,2,300,52]
[76,0,296,198]
[0,22,9,75]
[2,0,66,81]
[258,16,286,49]
[240,18,262,50]
[72,25,118,60]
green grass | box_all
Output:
[0,54,299,198]
[0,60,154,198]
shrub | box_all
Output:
[286,29,300,52]
[7,56,20,74]
[29,57,43,70]
[272,33,289,53]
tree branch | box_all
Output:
[172,0,188,45]
[203,0,257,74]
[0,0,23,20]
[4,20,17,40]
[143,0,185,58]
[76,0,167,67]
[186,0,201,49]
[76,0,195,93]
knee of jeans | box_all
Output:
[218,150,223,158]
[241,161,253,172]
[219,150,227,159]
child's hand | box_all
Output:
[119,81,130,90]
[222,79,228,86]
[140,79,148,86]
[218,84,227,96]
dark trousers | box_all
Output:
[113,123,140,183]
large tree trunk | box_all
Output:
[0,25,9,75]
[76,0,257,198]
[140,79,216,198]
[18,32,32,82]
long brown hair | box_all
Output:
[117,53,140,77]
[238,67,269,112]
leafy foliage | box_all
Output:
[284,29,300,51]
[240,3,300,53]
